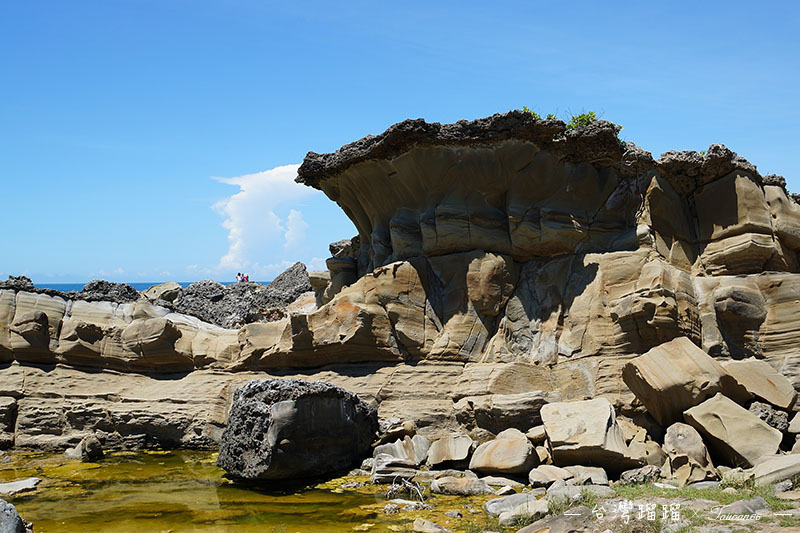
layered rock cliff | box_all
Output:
[3,110,800,450]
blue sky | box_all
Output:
[2,1,798,283]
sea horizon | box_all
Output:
[34,280,273,293]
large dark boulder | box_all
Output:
[217,378,378,481]
[0,498,26,533]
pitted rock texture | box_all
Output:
[79,280,140,303]
[0,276,139,302]
[216,378,378,480]
[170,262,312,328]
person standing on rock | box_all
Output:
[235,272,242,283]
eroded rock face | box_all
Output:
[4,112,800,454]
[216,379,378,480]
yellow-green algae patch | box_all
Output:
[0,451,520,532]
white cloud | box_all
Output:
[307,256,327,271]
[213,164,319,276]
[283,209,308,249]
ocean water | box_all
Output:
[35,281,271,293]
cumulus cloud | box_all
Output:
[213,164,320,277]
[283,209,308,249]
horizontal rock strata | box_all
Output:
[4,111,800,453]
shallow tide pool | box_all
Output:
[0,450,496,532]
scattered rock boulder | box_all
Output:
[546,479,613,501]
[684,393,782,467]
[217,378,377,480]
[412,518,451,533]
[622,337,750,426]
[484,493,544,518]
[563,465,608,485]
[540,397,641,472]
[454,391,559,433]
[430,476,494,496]
[752,454,800,486]
[374,435,430,466]
[516,505,593,533]
[529,464,573,487]
[662,422,716,485]
[468,428,537,475]
[718,496,769,516]
[370,453,416,484]
[141,281,182,302]
[789,412,800,434]
[0,498,26,533]
[497,498,549,527]
[480,475,525,489]
[619,465,661,484]
[0,478,40,497]
[627,440,667,467]
[663,423,710,465]
[375,418,417,446]
[426,435,473,468]
[748,401,789,432]
[65,434,104,461]
[724,358,797,410]
[525,425,547,445]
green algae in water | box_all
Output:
[1,451,385,532]
[0,451,507,532]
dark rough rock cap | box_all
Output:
[0,276,34,291]
[217,378,378,481]
[298,111,583,189]
[79,280,140,303]
[297,111,766,198]
[329,236,360,259]
[0,276,139,303]
[656,144,760,192]
[763,174,787,190]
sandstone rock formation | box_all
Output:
[661,422,716,485]
[723,358,797,409]
[540,398,641,472]
[4,111,800,457]
[216,379,377,480]
[622,336,750,426]
[64,434,104,462]
[684,393,782,467]
[468,428,537,475]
